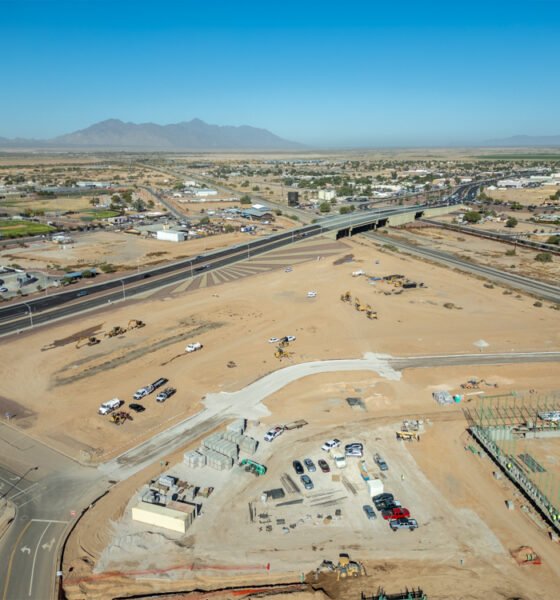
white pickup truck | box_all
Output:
[98,398,123,415]
[186,342,203,353]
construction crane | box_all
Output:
[75,336,101,349]
[127,319,145,330]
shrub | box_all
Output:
[505,249,516,256]
[535,252,552,263]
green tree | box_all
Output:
[319,202,331,213]
[546,235,560,245]
[240,195,251,205]
[199,216,210,225]
[463,211,482,224]
[132,198,146,212]
[535,252,552,263]
[224,224,235,233]
[505,217,518,228]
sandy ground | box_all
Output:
[1,235,559,462]
[487,185,560,206]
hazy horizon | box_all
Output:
[1,0,559,146]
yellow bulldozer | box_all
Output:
[105,325,126,338]
[111,411,132,426]
[336,553,365,579]
[340,291,352,303]
[396,430,420,442]
[354,297,367,312]
[75,336,101,349]
[127,319,145,330]
[274,346,294,360]
[365,306,378,320]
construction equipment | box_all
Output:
[396,431,420,442]
[384,274,405,282]
[361,589,427,600]
[278,336,290,347]
[354,297,367,312]
[366,306,378,320]
[240,458,267,476]
[461,379,481,389]
[75,336,100,349]
[111,411,132,425]
[127,319,145,330]
[105,326,126,338]
[511,546,542,566]
[336,553,365,579]
[340,290,352,302]
[274,346,294,360]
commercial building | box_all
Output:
[241,208,274,221]
[318,189,336,201]
[156,230,186,242]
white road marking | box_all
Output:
[0,474,24,492]
[8,482,39,500]
[20,546,31,555]
[29,523,50,596]
[30,519,69,524]
[41,537,55,551]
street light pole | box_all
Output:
[23,303,33,328]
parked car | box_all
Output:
[374,453,389,471]
[129,403,146,413]
[382,507,410,521]
[307,291,317,298]
[321,439,341,451]
[285,266,293,272]
[304,458,316,472]
[285,335,296,342]
[318,459,330,473]
[264,426,284,442]
[185,342,203,353]
[300,474,314,490]
[293,460,304,475]
[345,443,364,457]
[389,517,418,531]
[156,387,176,402]
[0,287,8,293]
[268,337,280,343]
[362,505,377,520]
[373,493,394,510]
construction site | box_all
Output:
[1,230,560,600]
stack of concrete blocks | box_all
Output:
[184,450,206,469]
[223,430,258,455]
[199,447,234,471]
[199,433,237,471]
[227,418,247,434]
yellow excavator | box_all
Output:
[354,297,367,312]
[396,430,420,442]
[336,553,365,579]
[75,336,101,349]
[127,319,145,330]
[340,290,351,303]
[105,326,126,338]
[274,346,294,360]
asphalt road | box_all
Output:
[1,349,559,598]
[0,202,457,336]
[364,231,560,303]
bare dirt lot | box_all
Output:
[2,233,560,599]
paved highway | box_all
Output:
[364,231,560,303]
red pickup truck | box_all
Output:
[382,507,410,520]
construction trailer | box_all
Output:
[361,589,427,600]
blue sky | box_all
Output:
[1,0,559,146]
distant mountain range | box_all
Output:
[484,134,560,147]
[0,118,302,150]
